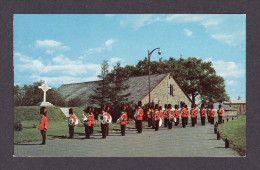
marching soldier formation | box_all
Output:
[38,101,226,144]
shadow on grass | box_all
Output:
[215,146,226,149]
[208,139,218,140]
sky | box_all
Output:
[14,14,246,100]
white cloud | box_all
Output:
[36,40,62,48]
[105,39,115,47]
[184,29,192,36]
[206,58,245,78]
[202,19,220,28]
[226,80,236,86]
[14,52,44,72]
[30,75,99,87]
[81,39,116,58]
[211,34,235,46]
[109,57,122,64]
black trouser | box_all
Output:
[218,116,222,124]
[101,123,107,138]
[106,124,109,136]
[168,121,173,129]
[208,116,210,123]
[182,117,186,128]
[164,118,168,127]
[191,117,195,127]
[136,120,142,133]
[148,118,152,127]
[155,120,159,131]
[90,124,94,135]
[152,120,156,129]
[85,126,90,139]
[211,117,214,124]
[175,118,179,126]
[40,130,46,144]
[195,116,197,124]
[135,120,137,129]
[186,117,188,125]
[201,117,206,125]
[69,126,74,138]
[121,125,126,136]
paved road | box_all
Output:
[14,121,239,157]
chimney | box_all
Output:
[238,96,241,100]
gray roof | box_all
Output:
[214,103,237,111]
[224,99,246,104]
[58,73,171,108]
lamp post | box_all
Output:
[148,47,162,107]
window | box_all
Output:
[170,84,174,96]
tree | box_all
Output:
[106,62,131,120]
[88,60,110,107]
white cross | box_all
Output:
[38,81,51,102]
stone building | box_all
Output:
[58,73,192,109]
[223,97,246,115]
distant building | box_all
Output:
[213,103,237,117]
[223,97,246,115]
[58,73,192,109]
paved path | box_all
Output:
[14,121,239,157]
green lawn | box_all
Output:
[14,106,143,143]
[218,116,246,156]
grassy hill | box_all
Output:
[14,106,85,123]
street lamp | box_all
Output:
[148,47,162,107]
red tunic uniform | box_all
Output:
[211,110,215,118]
[120,113,127,125]
[39,117,48,130]
[201,109,207,117]
[136,109,144,120]
[218,109,223,116]
[175,109,180,118]
[164,110,169,119]
[155,111,161,120]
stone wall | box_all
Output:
[142,75,192,108]
[228,104,246,115]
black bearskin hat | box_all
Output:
[69,108,74,115]
[138,101,142,107]
[174,104,177,109]
[176,105,179,109]
[155,104,159,110]
[168,104,172,109]
[86,106,91,112]
[164,104,168,109]
[184,104,187,109]
[219,104,222,108]
[159,106,162,110]
[40,107,47,116]
[101,105,106,111]
[201,104,204,108]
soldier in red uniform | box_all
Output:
[154,104,161,131]
[100,105,107,139]
[207,105,211,123]
[90,107,95,135]
[164,104,168,127]
[151,104,156,129]
[159,106,164,119]
[39,107,48,145]
[174,105,180,126]
[120,105,127,136]
[84,107,92,139]
[146,105,152,127]
[136,101,144,133]
[181,104,188,128]
[217,104,224,124]
[185,104,189,125]
[167,104,174,129]
[190,104,196,127]
[194,104,199,124]
[210,105,215,125]
[104,106,111,136]
[200,104,207,125]
[68,108,77,138]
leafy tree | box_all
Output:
[106,62,131,120]
[88,60,110,107]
